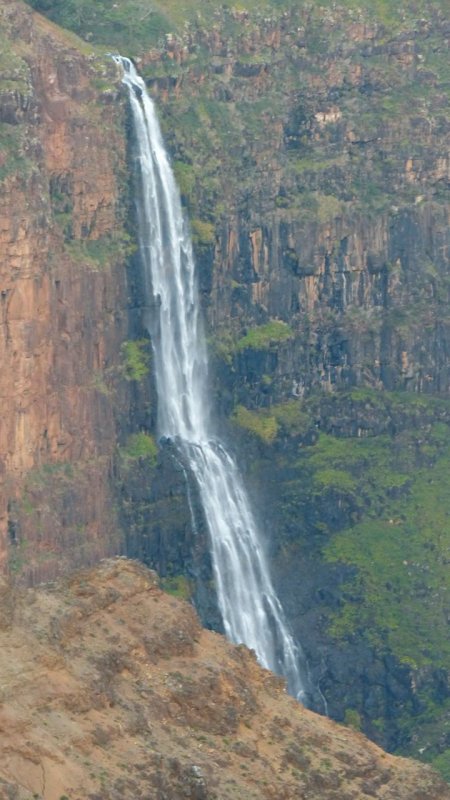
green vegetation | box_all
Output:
[231,399,313,444]
[343,709,362,731]
[236,321,294,352]
[191,218,215,246]
[121,340,151,382]
[23,461,75,490]
[231,390,450,729]
[324,433,450,669]
[209,330,236,366]
[173,161,196,203]
[431,750,450,783]
[89,370,112,397]
[0,29,31,94]
[252,389,450,775]
[65,234,114,269]
[0,123,31,183]
[26,0,445,253]
[8,538,28,575]
[27,0,450,52]
[27,0,170,56]
[271,401,312,438]
[65,233,135,268]
[160,574,193,600]
[120,432,158,464]
[26,0,450,230]
[315,193,343,223]
[50,159,136,265]
[308,431,411,499]
[314,468,357,494]
[232,405,278,444]
[210,321,295,366]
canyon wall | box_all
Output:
[1,0,450,780]
[122,3,450,770]
[146,6,450,401]
[138,4,450,765]
[0,1,133,582]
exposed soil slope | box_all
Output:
[0,558,448,800]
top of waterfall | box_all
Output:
[112,55,153,111]
[111,54,134,76]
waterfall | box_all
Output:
[115,56,309,702]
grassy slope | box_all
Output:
[233,390,450,675]
[26,0,450,55]
[232,388,450,775]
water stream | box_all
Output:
[115,56,310,702]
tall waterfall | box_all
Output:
[115,56,308,702]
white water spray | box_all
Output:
[115,56,309,701]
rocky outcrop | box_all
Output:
[0,1,131,581]
[0,557,449,800]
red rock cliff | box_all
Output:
[0,1,129,582]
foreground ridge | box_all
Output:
[0,558,448,800]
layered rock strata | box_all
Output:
[0,1,129,581]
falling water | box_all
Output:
[115,56,309,702]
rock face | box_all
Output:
[0,557,449,800]
[0,1,131,582]
[113,2,450,768]
[149,4,450,403]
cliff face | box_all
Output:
[0,1,132,582]
[116,3,450,767]
[147,5,450,401]
[1,557,449,800]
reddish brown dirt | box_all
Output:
[0,558,448,800]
